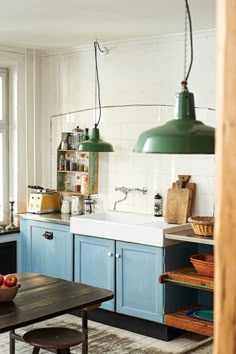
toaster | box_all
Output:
[27,192,61,214]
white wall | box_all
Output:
[41,30,216,216]
[0,47,41,217]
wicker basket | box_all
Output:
[190,254,214,277]
[0,284,21,302]
[188,216,214,236]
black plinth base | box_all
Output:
[71,308,185,342]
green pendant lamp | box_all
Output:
[134,0,215,154]
[79,41,114,152]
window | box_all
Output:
[0,68,9,224]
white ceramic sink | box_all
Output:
[70,211,190,247]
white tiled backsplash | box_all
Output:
[51,105,215,217]
[47,31,216,217]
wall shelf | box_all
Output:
[165,229,214,245]
[57,149,98,196]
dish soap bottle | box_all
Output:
[154,193,162,217]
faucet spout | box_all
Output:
[113,186,147,211]
[113,191,128,211]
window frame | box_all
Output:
[0,68,9,225]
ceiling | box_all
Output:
[0,0,216,50]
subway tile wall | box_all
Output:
[47,31,216,217]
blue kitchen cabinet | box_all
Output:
[116,241,164,322]
[20,219,73,280]
[74,235,115,311]
[74,235,165,322]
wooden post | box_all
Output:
[215,1,236,353]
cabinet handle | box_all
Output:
[115,253,120,258]
[107,252,113,257]
[43,231,54,240]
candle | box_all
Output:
[10,196,14,202]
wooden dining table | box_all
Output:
[0,272,114,354]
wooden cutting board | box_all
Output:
[165,183,192,224]
[172,181,196,217]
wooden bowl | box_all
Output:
[0,284,21,302]
[190,254,214,277]
[188,216,214,236]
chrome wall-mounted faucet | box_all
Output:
[113,186,147,211]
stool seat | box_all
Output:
[23,327,84,350]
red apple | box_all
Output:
[0,284,9,288]
[0,274,4,285]
[4,274,17,288]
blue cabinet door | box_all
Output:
[20,219,73,281]
[116,241,164,323]
[74,235,115,311]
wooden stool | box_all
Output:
[23,327,84,354]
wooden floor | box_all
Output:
[0,314,212,353]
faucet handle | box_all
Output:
[142,187,147,194]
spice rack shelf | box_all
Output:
[162,231,214,337]
[57,149,98,196]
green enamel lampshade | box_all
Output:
[134,91,215,154]
[78,126,114,152]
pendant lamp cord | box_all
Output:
[182,0,193,91]
[94,41,104,128]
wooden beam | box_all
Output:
[215,1,236,353]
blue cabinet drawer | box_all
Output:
[20,219,73,281]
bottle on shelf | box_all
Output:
[64,153,70,171]
[58,155,65,170]
[154,193,162,217]
[75,175,81,192]
[85,128,89,141]
[61,140,68,150]
[78,153,86,172]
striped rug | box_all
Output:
[0,314,213,353]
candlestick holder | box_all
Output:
[5,200,18,231]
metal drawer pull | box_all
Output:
[107,252,113,257]
[115,253,120,258]
[43,231,53,240]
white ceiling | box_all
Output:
[0,0,216,49]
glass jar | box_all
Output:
[64,175,72,192]
[81,174,89,194]
[70,156,77,171]
[58,155,65,170]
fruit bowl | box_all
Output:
[0,284,21,302]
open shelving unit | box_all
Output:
[162,230,214,336]
[57,149,98,196]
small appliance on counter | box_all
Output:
[27,186,61,214]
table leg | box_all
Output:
[81,310,88,354]
[9,330,15,354]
